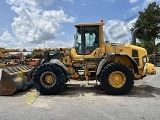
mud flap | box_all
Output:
[0,65,33,96]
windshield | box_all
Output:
[85,33,96,46]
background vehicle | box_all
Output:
[28,58,40,66]
[0,20,156,95]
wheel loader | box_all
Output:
[0,20,156,95]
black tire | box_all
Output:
[99,63,134,95]
[32,63,66,95]
[58,66,70,83]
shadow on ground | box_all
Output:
[7,82,160,98]
[60,83,160,98]
[129,85,160,98]
[60,83,105,97]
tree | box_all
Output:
[131,2,160,54]
[31,51,37,57]
[25,53,32,58]
[137,40,153,53]
[156,42,160,52]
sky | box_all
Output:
[0,0,160,50]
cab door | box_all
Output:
[73,26,99,58]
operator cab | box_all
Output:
[73,24,100,55]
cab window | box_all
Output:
[73,26,99,55]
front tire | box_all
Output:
[32,63,66,95]
[99,63,134,95]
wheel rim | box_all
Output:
[40,71,56,89]
[108,71,126,88]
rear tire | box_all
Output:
[99,63,134,95]
[32,63,66,95]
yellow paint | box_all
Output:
[45,74,56,85]
[109,71,126,88]
[143,63,156,75]
[25,89,39,105]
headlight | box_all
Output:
[142,55,147,64]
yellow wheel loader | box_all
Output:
[0,20,156,95]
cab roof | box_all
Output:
[75,20,105,27]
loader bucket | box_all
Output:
[0,65,33,96]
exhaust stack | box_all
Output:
[130,28,139,45]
